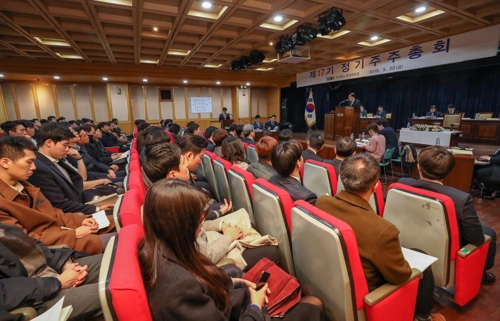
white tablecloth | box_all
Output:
[399,128,456,146]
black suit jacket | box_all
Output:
[360,110,368,117]
[398,178,484,246]
[302,149,335,166]
[268,174,317,205]
[265,121,277,130]
[218,113,231,122]
[100,132,124,148]
[379,127,399,158]
[0,224,80,314]
[28,152,97,214]
[87,141,113,164]
[346,99,361,107]
[242,137,255,145]
[376,110,387,118]
[206,140,216,152]
[425,111,442,117]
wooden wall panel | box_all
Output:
[130,86,145,120]
[15,84,37,119]
[35,84,56,119]
[186,87,198,120]
[259,89,268,117]
[160,101,173,120]
[238,88,249,118]
[223,88,232,114]
[212,88,222,118]
[267,87,280,118]
[92,85,109,121]
[145,86,159,120]
[109,84,129,121]
[1,83,16,120]
[56,85,75,120]
[173,87,186,119]
[74,85,92,119]
[0,85,6,123]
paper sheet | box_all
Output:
[402,247,438,272]
[32,296,72,321]
[92,210,110,229]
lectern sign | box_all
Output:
[296,25,500,88]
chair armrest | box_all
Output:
[364,268,421,306]
[106,147,120,153]
[47,244,70,249]
[10,307,37,320]
[457,235,492,258]
[216,258,236,267]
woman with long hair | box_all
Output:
[221,136,250,170]
[140,179,324,320]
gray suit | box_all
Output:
[247,160,277,180]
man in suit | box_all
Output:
[0,136,115,255]
[425,105,442,118]
[219,107,231,122]
[360,105,368,117]
[302,133,334,165]
[344,92,361,107]
[317,154,444,321]
[247,136,278,180]
[375,106,387,118]
[242,124,255,144]
[447,104,459,114]
[331,137,357,178]
[253,115,264,130]
[399,146,496,285]
[377,118,399,159]
[269,140,317,205]
[204,126,218,153]
[98,122,130,152]
[475,147,500,198]
[0,223,103,320]
[265,115,278,130]
[27,123,115,214]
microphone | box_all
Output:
[339,99,348,105]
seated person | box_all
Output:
[316,154,444,321]
[425,105,442,118]
[302,133,334,165]
[168,123,181,143]
[21,120,37,147]
[332,137,357,177]
[360,105,367,117]
[221,136,250,170]
[362,123,386,162]
[447,104,459,114]
[0,136,115,255]
[98,121,130,152]
[82,125,123,165]
[0,121,29,140]
[269,140,317,205]
[278,129,293,142]
[247,136,278,180]
[184,122,202,136]
[399,146,496,284]
[235,125,244,141]
[377,118,399,159]
[265,115,278,130]
[27,123,115,214]
[374,106,386,118]
[141,146,277,270]
[0,223,103,320]
[139,179,324,321]
[475,148,500,199]
[212,129,229,157]
[205,126,218,152]
[228,123,238,137]
[177,134,210,189]
[242,124,255,144]
[253,114,264,130]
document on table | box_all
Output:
[32,296,73,321]
[92,210,110,229]
[402,247,438,272]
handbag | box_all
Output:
[243,258,301,317]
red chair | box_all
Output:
[242,142,248,152]
[213,157,233,203]
[252,178,294,274]
[99,224,152,321]
[338,177,385,216]
[128,169,146,197]
[113,189,144,230]
[164,130,175,144]
[303,159,338,196]
[201,151,220,202]
[291,201,421,321]
[227,166,255,224]
[384,183,491,306]
[106,147,120,153]
[246,144,259,164]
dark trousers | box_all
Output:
[412,249,435,319]
[241,245,280,272]
[475,165,500,192]
[483,225,497,270]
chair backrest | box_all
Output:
[337,177,385,216]
[246,145,259,164]
[475,112,493,119]
[291,201,369,321]
[443,114,461,128]
[252,178,295,275]
[382,147,395,161]
[303,160,337,197]
[201,151,220,202]
[386,112,392,119]
[99,224,153,321]
[164,130,175,144]
[228,167,256,224]
[116,189,145,229]
[213,157,233,202]
[242,142,248,151]
[128,169,146,197]
[385,183,459,287]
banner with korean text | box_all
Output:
[296,25,500,88]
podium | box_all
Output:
[324,113,335,139]
[333,106,360,138]
[221,119,233,129]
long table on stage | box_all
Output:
[409,118,500,145]
[255,130,280,141]
[399,128,461,147]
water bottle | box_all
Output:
[407,122,410,128]
[436,138,440,145]
[350,133,354,140]
[476,113,481,120]
[362,132,365,140]
[412,113,416,119]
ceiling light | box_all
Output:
[102,77,108,81]
[0,74,3,77]
[54,76,60,79]
[216,81,221,85]
[273,15,283,22]
[202,1,212,9]
[183,80,188,84]
[370,35,379,41]
[143,79,148,82]
[153,27,158,31]
[415,6,426,13]
[246,82,250,86]
[269,42,273,46]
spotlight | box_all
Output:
[249,50,265,64]
[230,60,243,71]
[299,23,318,41]
[318,8,346,35]
[290,31,307,47]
